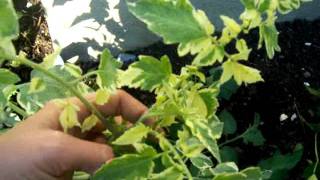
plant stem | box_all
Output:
[7,102,28,117]
[15,57,118,134]
[313,133,319,174]
[219,134,243,147]
[152,131,193,180]
[70,71,98,84]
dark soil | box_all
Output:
[127,19,320,179]
[8,0,53,82]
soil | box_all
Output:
[11,1,320,178]
[8,0,53,82]
[127,19,320,179]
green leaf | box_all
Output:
[259,23,281,59]
[186,90,208,117]
[219,78,239,100]
[178,37,212,57]
[81,114,99,133]
[0,90,6,108]
[213,173,247,180]
[97,49,122,90]
[177,128,205,157]
[240,0,255,9]
[73,171,90,180]
[308,174,318,180]
[29,77,46,93]
[186,119,221,162]
[219,109,237,135]
[113,123,151,145]
[0,39,16,62]
[219,16,241,44]
[58,101,81,132]
[199,88,219,117]
[240,9,262,30]
[212,162,239,175]
[240,167,263,180]
[127,0,213,44]
[242,114,265,146]
[259,144,304,180]
[121,55,172,91]
[64,63,83,78]
[0,68,20,85]
[306,86,320,98]
[0,0,19,39]
[151,167,183,180]
[161,153,179,168]
[257,0,271,12]
[220,146,239,163]
[93,154,154,180]
[221,16,241,36]
[41,49,61,69]
[0,0,19,62]
[231,39,252,61]
[190,153,213,169]
[192,45,225,66]
[17,66,91,114]
[95,88,110,105]
[221,60,263,86]
[278,0,300,14]
[133,143,157,157]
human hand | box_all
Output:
[0,90,147,180]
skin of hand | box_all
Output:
[0,90,148,180]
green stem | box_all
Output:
[15,57,118,134]
[152,131,193,180]
[313,133,319,174]
[219,129,249,147]
[219,135,243,147]
[7,102,28,117]
[70,71,98,84]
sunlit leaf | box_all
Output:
[177,128,205,157]
[29,77,46,93]
[97,49,122,90]
[193,45,225,66]
[213,173,247,180]
[151,167,183,180]
[121,55,172,91]
[221,60,263,86]
[64,63,82,78]
[127,0,213,44]
[259,22,281,59]
[190,153,213,169]
[93,155,154,180]
[212,162,239,175]
[133,143,157,157]
[113,123,151,145]
[59,101,81,132]
[95,88,110,105]
[41,49,61,69]
[81,114,99,133]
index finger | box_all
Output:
[31,90,149,131]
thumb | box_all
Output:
[61,135,114,174]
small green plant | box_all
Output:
[0,0,312,179]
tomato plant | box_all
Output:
[0,0,315,179]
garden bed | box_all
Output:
[125,18,320,179]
